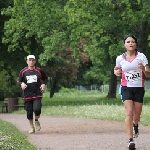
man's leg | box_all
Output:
[24,101,35,133]
[33,98,42,131]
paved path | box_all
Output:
[0,114,150,150]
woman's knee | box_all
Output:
[126,110,134,118]
[133,113,141,122]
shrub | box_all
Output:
[0,70,21,100]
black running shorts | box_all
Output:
[24,98,42,118]
[121,86,145,103]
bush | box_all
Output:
[0,70,21,99]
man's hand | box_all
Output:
[40,84,46,93]
[21,82,27,90]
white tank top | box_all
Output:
[116,52,148,87]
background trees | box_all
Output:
[0,0,22,99]
[1,0,150,98]
[65,0,150,97]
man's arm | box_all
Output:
[17,70,27,90]
[17,71,23,85]
[40,69,48,92]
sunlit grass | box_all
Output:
[43,104,125,121]
[14,90,150,126]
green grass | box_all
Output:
[0,120,37,150]
[14,90,150,126]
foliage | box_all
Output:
[83,66,108,85]
[1,0,150,99]
[0,69,21,99]
[2,0,70,61]
[0,0,27,74]
[42,46,89,97]
[1,0,90,98]
[0,119,37,150]
[64,0,150,97]
[64,0,150,71]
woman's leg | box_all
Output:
[133,102,143,138]
[133,102,143,125]
[124,100,134,139]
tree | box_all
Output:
[42,42,89,98]
[0,0,23,99]
[65,0,150,98]
[2,0,150,99]
[2,0,90,97]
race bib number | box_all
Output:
[124,70,141,82]
[26,75,37,83]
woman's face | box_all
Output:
[124,37,137,51]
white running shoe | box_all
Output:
[35,121,41,131]
[29,126,35,134]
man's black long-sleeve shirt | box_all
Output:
[17,67,48,101]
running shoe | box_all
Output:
[29,126,35,134]
[128,139,135,150]
[133,124,139,138]
[35,120,41,131]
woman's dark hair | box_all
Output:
[123,34,137,44]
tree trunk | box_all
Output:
[106,68,118,98]
[49,80,58,98]
[50,89,55,98]
[136,21,148,54]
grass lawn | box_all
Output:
[15,90,150,126]
[0,119,37,150]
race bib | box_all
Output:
[124,70,141,82]
[26,75,37,83]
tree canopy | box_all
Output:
[1,0,150,98]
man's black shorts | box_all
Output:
[121,86,145,103]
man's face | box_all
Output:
[27,58,36,67]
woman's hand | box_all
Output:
[114,67,122,76]
[138,63,145,72]
[138,63,150,78]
